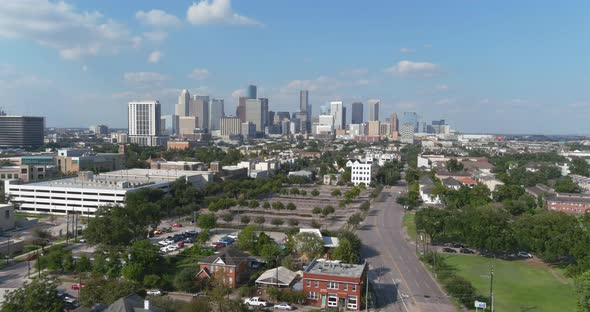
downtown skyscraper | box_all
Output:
[128,100,164,146]
[351,102,363,124]
[368,99,380,121]
[330,101,346,130]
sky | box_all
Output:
[0,0,589,134]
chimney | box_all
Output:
[144,300,150,311]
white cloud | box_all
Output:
[0,0,137,60]
[384,60,439,77]
[280,75,369,96]
[188,68,209,80]
[435,84,449,91]
[148,51,163,64]
[123,72,169,84]
[142,31,168,43]
[187,0,262,26]
[136,9,181,28]
[231,88,245,98]
[400,48,413,53]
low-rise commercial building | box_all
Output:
[303,259,367,311]
[5,169,212,216]
[347,160,375,186]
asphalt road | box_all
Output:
[359,187,456,312]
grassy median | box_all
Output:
[402,213,416,241]
[444,254,576,312]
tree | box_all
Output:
[555,177,581,193]
[445,158,464,172]
[576,270,590,311]
[271,218,284,227]
[321,205,335,217]
[237,224,258,252]
[332,237,359,264]
[571,158,590,177]
[1,278,64,312]
[347,213,363,229]
[197,214,217,232]
[290,188,300,196]
[312,207,322,215]
[122,263,144,282]
[311,189,320,197]
[272,202,284,210]
[76,255,92,272]
[375,160,403,186]
[331,189,342,197]
[80,276,139,307]
[254,216,265,224]
[129,240,162,274]
[262,202,271,209]
[295,232,324,259]
[32,228,52,252]
[222,214,234,222]
[288,219,299,226]
[286,202,296,210]
[174,267,205,293]
[281,254,297,271]
[300,190,308,196]
[240,216,251,224]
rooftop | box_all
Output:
[304,259,366,279]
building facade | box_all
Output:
[368,99,380,121]
[303,259,367,311]
[220,116,242,138]
[245,99,263,132]
[0,115,45,148]
[128,101,164,146]
[209,98,224,131]
[351,102,363,125]
[347,160,375,186]
[330,101,345,130]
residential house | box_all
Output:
[197,247,250,288]
[441,177,461,190]
[418,176,441,205]
[303,259,367,311]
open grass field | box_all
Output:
[444,254,576,312]
[402,213,416,241]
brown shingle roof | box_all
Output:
[199,246,249,266]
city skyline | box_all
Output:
[1,0,589,134]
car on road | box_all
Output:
[172,223,183,228]
[244,297,268,307]
[442,247,457,253]
[518,251,533,258]
[146,289,163,296]
[71,283,85,290]
[460,248,475,254]
[273,302,294,310]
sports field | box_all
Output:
[444,254,576,312]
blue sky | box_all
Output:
[0,0,589,134]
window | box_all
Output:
[347,296,357,310]
[307,292,318,300]
[306,279,311,287]
[327,294,338,307]
[229,267,233,273]
[314,280,319,288]
[4,210,9,219]
[328,282,339,289]
[344,284,348,291]
[228,277,233,286]
[352,284,357,291]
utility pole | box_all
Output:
[276,256,279,289]
[365,261,369,312]
[489,266,494,312]
[66,210,69,245]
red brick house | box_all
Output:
[197,247,249,288]
[303,259,368,311]
[547,193,590,215]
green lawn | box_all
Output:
[444,254,576,312]
[402,213,416,241]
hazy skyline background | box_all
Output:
[0,0,589,134]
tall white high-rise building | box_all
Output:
[209,98,224,131]
[175,89,190,117]
[128,101,165,146]
[330,101,345,130]
[368,99,380,121]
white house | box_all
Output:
[418,176,441,205]
[347,160,375,186]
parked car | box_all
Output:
[273,303,293,310]
[158,240,170,246]
[177,242,185,248]
[442,247,457,253]
[218,237,234,245]
[146,289,163,296]
[159,246,168,253]
[227,233,238,240]
[244,297,268,307]
[71,283,85,290]
[172,223,183,228]
[451,243,464,248]
[517,251,533,258]
[183,237,195,243]
[211,242,226,249]
[163,227,173,233]
[166,245,179,252]
[153,230,162,235]
[460,248,475,254]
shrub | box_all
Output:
[222,214,234,222]
[271,219,284,227]
[286,202,296,210]
[239,286,256,298]
[254,216,266,224]
[312,207,322,214]
[288,219,299,226]
[263,202,271,209]
[300,190,307,196]
[338,201,346,208]
[311,219,321,229]
[360,201,370,212]
[248,200,259,208]
[240,216,250,224]
[311,189,320,196]
[331,189,342,197]
[290,188,300,196]
[272,202,285,210]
